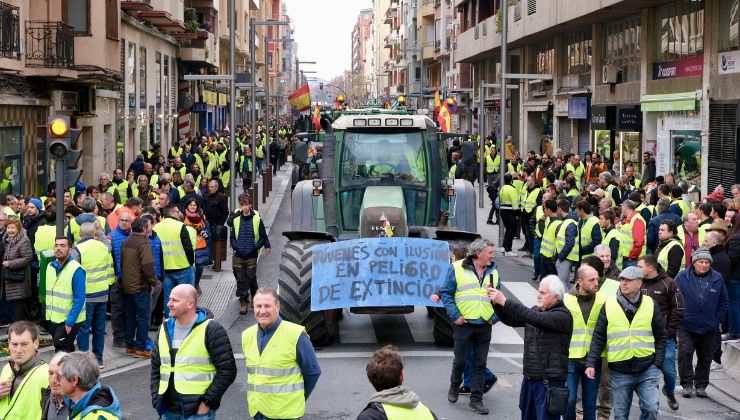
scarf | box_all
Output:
[616,289,641,318]
[185,209,203,226]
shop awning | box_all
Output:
[640,92,698,112]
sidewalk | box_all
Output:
[0,161,295,375]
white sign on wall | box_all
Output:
[719,50,740,75]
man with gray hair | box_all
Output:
[73,222,115,369]
[42,351,71,419]
[488,275,572,419]
[66,196,109,244]
[58,352,121,419]
[440,238,501,414]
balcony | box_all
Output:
[0,2,20,59]
[179,30,218,67]
[420,0,434,17]
[25,21,74,68]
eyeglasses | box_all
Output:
[119,219,131,222]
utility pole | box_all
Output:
[228,0,236,211]
[498,1,508,248]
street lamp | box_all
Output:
[296,60,316,89]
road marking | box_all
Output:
[405,307,435,344]
[338,310,378,344]
[491,322,524,345]
[504,281,539,308]
[231,351,523,360]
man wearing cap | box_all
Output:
[585,266,666,420]
[674,248,728,398]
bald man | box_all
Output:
[151,285,236,418]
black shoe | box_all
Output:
[663,388,679,410]
[486,220,494,225]
[518,246,528,252]
[469,400,489,415]
[448,385,459,403]
[112,339,126,349]
[695,388,708,398]
[458,386,471,395]
[682,385,694,398]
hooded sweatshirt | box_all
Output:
[69,382,121,419]
[357,385,438,420]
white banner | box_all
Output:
[719,50,740,75]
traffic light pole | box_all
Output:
[55,161,64,237]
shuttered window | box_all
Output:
[106,0,118,40]
[708,102,739,197]
[527,0,537,15]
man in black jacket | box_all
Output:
[150,284,237,418]
[488,275,572,420]
[585,266,666,420]
[637,255,683,410]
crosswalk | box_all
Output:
[336,280,539,347]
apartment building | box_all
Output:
[351,8,373,103]
[454,0,740,196]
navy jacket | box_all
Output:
[439,257,500,325]
[675,268,728,334]
[647,211,682,253]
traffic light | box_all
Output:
[47,115,83,188]
[319,82,324,90]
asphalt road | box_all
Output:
[103,190,740,420]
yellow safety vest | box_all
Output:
[601,227,623,270]
[619,213,646,259]
[499,184,520,210]
[68,216,107,243]
[453,260,498,322]
[75,239,115,296]
[242,321,306,419]
[605,295,655,362]
[114,181,129,204]
[535,206,546,238]
[0,362,48,420]
[170,145,183,158]
[255,145,265,159]
[148,174,160,189]
[34,225,57,258]
[381,402,435,420]
[605,184,618,207]
[485,154,500,174]
[72,409,120,420]
[448,163,458,179]
[556,219,580,262]
[523,187,541,214]
[221,170,231,189]
[564,293,607,359]
[154,218,192,270]
[233,211,261,244]
[579,216,601,257]
[46,259,86,324]
[657,239,684,273]
[158,320,216,395]
[169,165,186,179]
[565,162,585,188]
[672,199,691,219]
[541,219,562,258]
[598,278,620,297]
[240,155,253,172]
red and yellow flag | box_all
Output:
[311,103,321,131]
[437,101,451,133]
[288,84,311,112]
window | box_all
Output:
[339,131,427,187]
[127,42,136,117]
[63,0,90,35]
[531,41,555,74]
[604,16,641,82]
[155,52,162,114]
[719,0,740,51]
[139,46,147,109]
[564,32,592,76]
[106,0,118,40]
[163,55,169,120]
[656,0,704,61]
[0,127,22,195]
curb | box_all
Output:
[707,341,740,413]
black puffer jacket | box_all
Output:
[494,299,572,380]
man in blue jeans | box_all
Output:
[74,222,115,368]
[153,206,195,318]
[638,255,683,410]
[121,216,158,357]
[585,266,666,420]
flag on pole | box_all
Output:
[434,89,441,114]
[311,103,321,131]
[437,101,451,133]
[288,84,312,112]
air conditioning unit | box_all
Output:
[602,64,618,84]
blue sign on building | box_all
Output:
[568,97,589,120]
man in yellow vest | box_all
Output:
[439,238,500,415]
[57,352,122,419]
[499,173,521,257]
[576,200,602,259]
[112,169,129,205]
[152,284,236,418]
[555,198,579,287]
[485,148,501,225]
[153,206,195,318]
[585,266,666,420]
[656,221,684,278]
[357,345,437,420]
[228,193,270,315]
[0,321,49,420]
[619,200,647,268]
[564,265,605,420]
[242,287,321,420]
[73,223,115,369]
[540,199,562,277]
[46,236,87,352]
[521,175,542,255]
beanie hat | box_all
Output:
[692,247,713,264]
[619,266,644,280]
[28,198,43,211]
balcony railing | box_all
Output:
[25,21,74,68]
[0,2,20,59]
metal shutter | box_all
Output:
[558,117,571,154]
[527,0,536,15]
[708,102,739,197]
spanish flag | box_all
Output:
[437,101,451,132]
[288,84,311,112]
[311,103,321,131]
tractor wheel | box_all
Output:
[431,307,454,347]
[278,238,337,347]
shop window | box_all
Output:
[564,33,591,76]
[719,0,740,51]
[656,0,704,61]
[0,127,22,195]
[603,16,641,82]
[671,130,702,191]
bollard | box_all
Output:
[265,164,273,194]
[250,182,259,211]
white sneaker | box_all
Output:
[504,251,519,257]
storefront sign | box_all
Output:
[719,50,740,75]
[653,55,703,80]
[591,106,615,130]
[618,108,641,131]
[568,97,589,120]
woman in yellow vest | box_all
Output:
[656,220,684,278]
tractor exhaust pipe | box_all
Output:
[320,119,339,238]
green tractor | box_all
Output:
[279,109,480,347]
